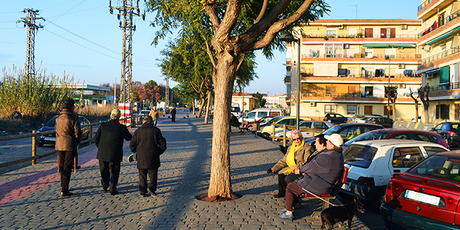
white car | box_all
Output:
[340,139,448,207]
[273,120,333,140]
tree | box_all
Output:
[385,86,398,121]
[252,92,266,108]
[148,0,329,198]
[418,84,430,124]
[409,88,420,122]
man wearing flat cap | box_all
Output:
[95,109,132,195]
[130,115,167,198]
[279,133,344,220]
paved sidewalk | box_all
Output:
[0,114,370,229]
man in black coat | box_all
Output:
[129,115,167,198]
[171,107,176,122]
[95,109,132,195]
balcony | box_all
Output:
[418,8,460,39]
[303,92,415,99]
[304,53,421,59]
[303,33,418,39]
[420,45,460,65]
[429,82,460,92]
[417,0,435,12]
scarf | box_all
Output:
[284,139,304,175]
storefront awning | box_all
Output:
[425,68,440,75]
[427,31,452,45]
[389,44,414,47]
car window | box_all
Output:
[232,107,240,113]
[270,112,280,116]
[343,145,378,168]
[79,117,90,126]
[409,133,436,143]
[362,125,380,133]
[45,117,57,127]
[300,122,312,128]
[259,112,268,117]
[452,123,460,130]
[434,124,443,131]
[392,134,409,140]
[408,155,460,181]
[277,119,291,125]
[338,126,361,140]
[423,146,447,156]
[246,112,256,119]
[336,114,344,118]
[392,147,423,168]
[314,122,327,129]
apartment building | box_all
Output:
[284,19,423,121]
[417,0,460,122]
[263,93,288,108]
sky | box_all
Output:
[0,0,421,96]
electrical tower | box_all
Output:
[18,8,44,78]
[109,0,145,103]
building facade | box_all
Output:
[285,19,423,121]
[231,92,255,113]
[417,0,460,122]
[263,93,288,108]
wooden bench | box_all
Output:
[302,167,349,217]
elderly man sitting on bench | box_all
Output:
[278,134,344,221]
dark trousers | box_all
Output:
[171,114,176,122]
[285,181,305,211]
[58,150,76,193]
[138,168,158,194]
[277,173,303,197]
[99,160,121,192]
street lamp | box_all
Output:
[280,32,301,130]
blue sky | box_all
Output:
[0,0,420,96]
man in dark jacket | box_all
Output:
[55,97,82,197]
[95,109,132,195]
[171,107,176,122]
[130,115,167,197]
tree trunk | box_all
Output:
[204,90,212,124]
[391,100,396,122]
[415,101,419,122]
[192,101,196,115]
[197,98,205,118]
[208,52,237,198]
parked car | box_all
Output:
[381,150,460,229]
[430,122,460,147]
[362,116,394,128]
[340,140,448,208]
[342,129,449,150]
[238,108,284,124]
[273,120,333,140]
[247,116,275,131]
[304,123,384,146]
[257,116,311,139]
[349,115,383,124]
[37,115,91,146]
[323,113,348,124]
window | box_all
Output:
[365,86,373,96]
[348,28,357,36]
[324,105,337,114]
[259,111,268,117]
[314,122,329,129]
[365,28,374,38]
[326,86,337,96]
[385,48,396,59]
[246,112,256,119]
[325,45,339,57]
[423,146,447,156]
[392,147,423,168]
[365,48,373,58]
[347,105,357,115]
[326,29,337,38]
[456,104,460,120]
[300,122,312,128]
[436,105,450,120]
[380,28,396,38]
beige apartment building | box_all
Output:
[284,19,423,121]
[417,0,460,122]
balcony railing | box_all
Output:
[420,45,460,65]
[429,82,460,92]
[418,8,460,38]
[418,0,434,12]
[303,33,418,39]
[304,53,421,59]
[303,92,414,99]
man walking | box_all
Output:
[55,97,81,197]
[171,107,176,122]
[130,115,167,197]
[149,107,160,126]
[95,109,132,195]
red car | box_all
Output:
[381,150,460,229]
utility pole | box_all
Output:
[109,0,145,104]
[109,0,145,126]
[18,8,44,78]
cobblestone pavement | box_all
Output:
[0,115,370,230]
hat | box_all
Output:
[110,109,121,119]
[325,134,343,147]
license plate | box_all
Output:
[44,137,56,141]
[341,183,350,191]
[404,190,440,206]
